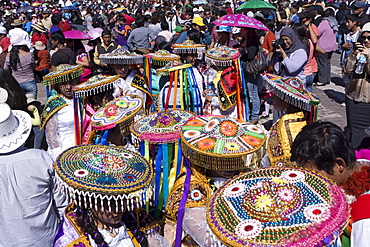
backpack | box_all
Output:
[121,24,132,38]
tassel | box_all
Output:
[180,69,184,110]
[144,141,150,161]
[154,144,162,219]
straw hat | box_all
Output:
[11,19,23,26]
[34,41,46,50]
[0,103,31,154]
[31,22,47,33]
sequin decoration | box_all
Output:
[91,95,142,130]
[180,115,267,170]
[54,145,153,195]
[131,110,195,144]
[206,167,350,247]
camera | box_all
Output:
[273,38,286,50]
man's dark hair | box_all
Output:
[135,18,145,28]
[102,28,111,37]
[119,16,126,23]
[290,121,356,175]
[185,11,194,19]
[161,21,169,31]
[51,13,62,25]
[346,14,358,22]
[187,29,201,44]
[50,30,65,44]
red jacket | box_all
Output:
[31,33,48,46]
[35,50,51,71]
[58,21,72,32]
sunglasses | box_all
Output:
[361,36,370,41]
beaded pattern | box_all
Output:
[91,95,142,130]
[262,73,320,112]
[145,50,180,67]
[99,48,144,65]
[54,145,153,196]
[205,46,240,67]
[206,167,349,247]
[180,115,266,170]
[131,110,195,144]
[43,64,84,86]
[73,75,120,98]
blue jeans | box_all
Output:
[20,80,37,99]
[306,74,313,92]
[246,75,260,120]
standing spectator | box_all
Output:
[23,15,32,33]
[93,7,104,28]
[41,10,52,31]
[0,26,10,54]
[34,41,50,83]
[116,17,132,50]
[155,21,173,49]
[289,3,300,25]
[127,18,151,54]
[315,10,337,86]
[343,22,370,148]
[148,14,161,42]
[70,10,83,25]
[8,19,32,51]
[4,34,37,100]
[203,10,215,32]
[50,31,76,71]
[31,22,48,45]
[225,2,233,15]
[341,15,360,86]
[352,1,370,28]
[310,5,324,27]
[93,29,120,69]
[50,14,62,35]
[84,11,94,31]
[336,2,350,53]
[166,10,180,32]
[0,102,67,247]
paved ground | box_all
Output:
[37,52,347,129]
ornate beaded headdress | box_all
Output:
[145,50,180,67]
[54,145,153,212]
[205,46,240,67]
[262,73,320,112]
[91,95,143,131]
[155,60,192,76]
[99,48,144,65]
[206,167,349,247]
[131,110,195,144]
[180,115,267,170]
[173,40,206,60]
[43,64,84,86]
[73,75,120,98]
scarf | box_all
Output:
[280,27,307,56]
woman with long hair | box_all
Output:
[4,36,37,100]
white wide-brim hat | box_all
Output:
[0,103,32,154]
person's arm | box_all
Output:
[176,31,187,43]
[127,30,135,51]
[281,49,307,74]
[45,112,62,160]
[76,53,90,67]
[306,23,318,44]
[201,30,212,45]
[93,45,101,65]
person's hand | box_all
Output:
[304,20,311,26]
[342,43,353,50]
[362,47,370,57]
[355,42,364,52]
[27,105,36,111]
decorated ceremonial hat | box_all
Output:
[131,110,195,144]
[54,145,154,211]
[155,60,192,76]
[91,95,143,132]
[145,50,180,67]
[262,73,320,112]
[173,40,206,59]
[73,74,120,98]
[205,45,240,67]
[207,167,349,247]
[43,64,84,86]
[0,103,31,154]
[99,48,144,65]
[180,115,267,170]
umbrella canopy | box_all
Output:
[193,0,208,5]
[87,27,103,40]
[61,5,77,10]
[16,5,33,13]
[213,14,269,31]
[63,30,92,40]
[236,0,276,11]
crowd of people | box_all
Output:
[1,0,370,246]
